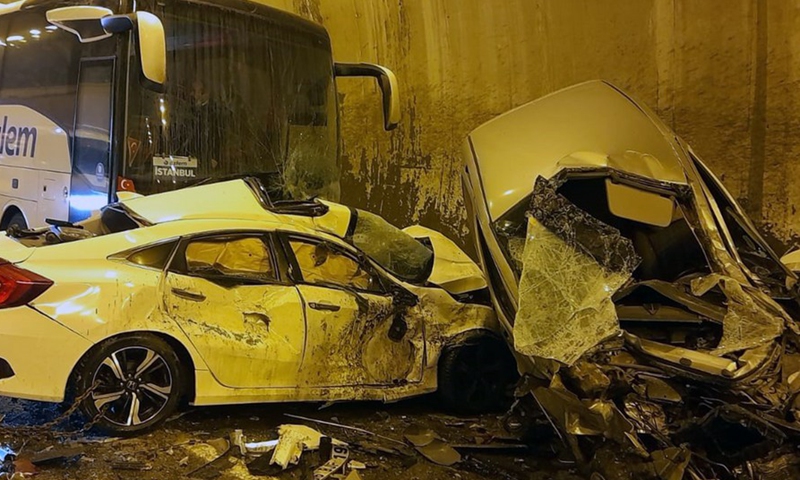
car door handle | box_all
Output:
[171,288,206,302]
[309,302,340,312]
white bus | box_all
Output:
[0,0,398,230]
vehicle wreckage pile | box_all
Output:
[505,176,800,480]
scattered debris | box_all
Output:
[109,460,153,471]
[404,426,461,466]
[285,413,407,447]
[185,438,231,479]
[29,446,84,466]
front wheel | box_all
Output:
[438,335,518,414]
[74,334,183,435]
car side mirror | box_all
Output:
[334,63,400,131]
[47,7,166,92]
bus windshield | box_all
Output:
[123,0,339,201]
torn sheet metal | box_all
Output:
[690,274,785,355]
[533,385,647,456]
[513,177,640,365]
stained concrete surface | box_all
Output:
[0,396,581,480]
[248,0,800,252]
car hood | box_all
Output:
[403,225,487,294]
[466,80,689,220]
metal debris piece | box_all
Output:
[651,447,691,480]
[284,413,407,447]
[404,426,461,466]
[564,360,611,397]
[230,429,280,456]
[108,460,153,471]
[29,446,84,466]
[623,397,668,434]
[451,443,529,453]
[344,469,363,480]
[641,376,681,403]
[270,427,307,469]
[185,438,231,478]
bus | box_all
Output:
[0,0,399,230]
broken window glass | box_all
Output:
[690,274,785,355]
[513,177,641,365]
[185,236,275,280]
[289,239,380,292]
[348,209,433,283]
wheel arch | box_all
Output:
[434,327,507,375]
[0,204,26,229]
[66,330,197,404]
[440,327,504,354]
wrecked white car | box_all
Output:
[0,177,513,434]
[462,80,800,477]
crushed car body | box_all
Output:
[462,80,800,478]
[0,177,512,434]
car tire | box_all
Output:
[5,212,26,231]
[438,335,518,414]
[74,334,184,435]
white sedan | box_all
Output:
[0,178,513,434]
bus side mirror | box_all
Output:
[47,8,166,93]
[46,6,114,43]
[101,12,166,92]
[131,12,166,92]
[334,63,400,131]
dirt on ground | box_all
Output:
[0,396,582,480]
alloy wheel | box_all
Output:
[90,346,174,427]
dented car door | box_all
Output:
[282,235,424,387]
[163,233,306,388]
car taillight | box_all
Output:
[117,176,136,192]
[0,259,53,309]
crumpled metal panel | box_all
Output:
[513,177,640,365]
[690,274,785,355]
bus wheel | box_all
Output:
[5,212,26,231]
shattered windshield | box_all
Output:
[123,0,338,201]
[348,209,434,284]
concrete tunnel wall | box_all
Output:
[256,0,798,251]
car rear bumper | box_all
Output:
[0,306,92,402]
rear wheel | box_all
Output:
[75,334,183,435]
[438,335,518,414]
[4,212,26,231]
